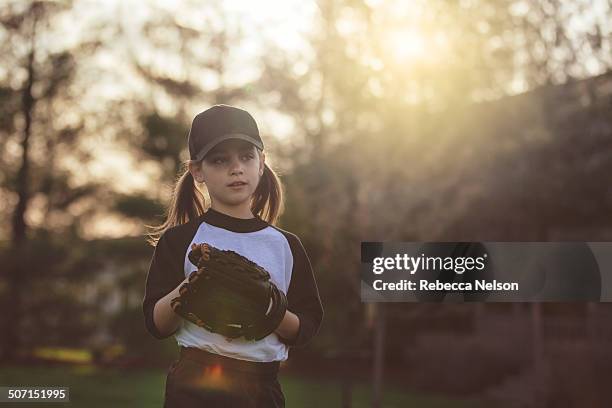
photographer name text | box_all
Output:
[372,279,519,291]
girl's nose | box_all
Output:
[229,157,244,174]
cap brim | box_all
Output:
[193,133,264,162]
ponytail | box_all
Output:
[145,151,284,247]
[144,163,207,247]
[251,161,284,226]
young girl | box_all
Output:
[142,104,324,407]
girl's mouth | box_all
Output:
[228,182,247,188]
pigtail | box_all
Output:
[251,160,284,226]
[145,162,207,247]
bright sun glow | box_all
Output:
[387,29,427,63]
[383,25,450,68]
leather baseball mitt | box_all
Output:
[170,243,288,341]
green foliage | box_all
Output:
[140,112,187,165]
[112,192,166,221]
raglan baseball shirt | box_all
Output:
[142,208,324,362]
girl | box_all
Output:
[142,104,324,407]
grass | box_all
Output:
[0,364,484,407]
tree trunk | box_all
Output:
[3,18,37,363]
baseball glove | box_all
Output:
[170,243,288,341]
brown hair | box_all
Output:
[145,150,284,247]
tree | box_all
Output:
[0,0,109,361]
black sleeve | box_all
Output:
[142,231,185,340]
[277,235,324,348]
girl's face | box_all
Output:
[190,139,265,210]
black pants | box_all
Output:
[164,347,285,408]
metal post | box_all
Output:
[532,303,544,406]
[372,303,385,408]
[342,378,352,408]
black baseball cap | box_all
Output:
[188,104,265,162]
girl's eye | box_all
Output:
[209,153,253,164]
